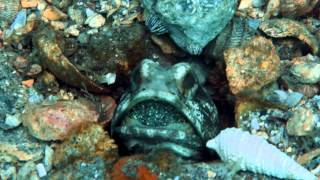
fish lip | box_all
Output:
[111,90,186,133]
[115,125,203,149]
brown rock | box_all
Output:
[22,79,34,88]
[224,36,280,95]
[42,6,67,21]
[22,99,99,141]
[21,0,39,8]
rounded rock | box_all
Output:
[22,99,99,141]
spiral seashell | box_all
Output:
[0,0,21,26]
[206,128,317,180]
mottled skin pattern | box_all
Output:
[111,59,219,158]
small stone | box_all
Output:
[250,117,260,130]
[22,79,34,88]
[22,99,99,141]
[36,163,47,177]
[14,56,29,71]
[42,6,67,21]
[43,145,54,171]
[97,73,116,85]
[26,64,42,76]
[287,107,318,136]
[85,13,106,28]
[286,147,292,153]
[86,28,98,34]
[238,0,254,10]
[64,25,80,36]
[37,0,48,12]
[50,21,67,30]
[289,55,320,84]
[21,0,39,8]
[255,131,269,139]
[5,113,21,129]
[207,170,216,178]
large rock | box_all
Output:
[142,0,237,55]
[224,36,281,95]
[22,99,99,141]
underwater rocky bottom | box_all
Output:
[0,0,320,179]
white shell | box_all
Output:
[206,128,317,180]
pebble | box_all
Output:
[85,13,106,28]
[250,117,260,130]
[42,6,67,21]
[50,21,67,30]
[290,55,320,84]
[287,107,318,136]
[43,145,54,171]
[97,73,116,85]
[87,28,98,34]
[36,163,47,177]
[22,79,34,88]
[286,147,292,153]
[21,0,39,8]
[64,25,80,36]
[4,113,21,129]
[255,131,269,139]
[4,9,27,37]
[37,0,48,12]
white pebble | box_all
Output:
[36,163,47,178]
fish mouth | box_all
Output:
[114,125,203,158]
[114,99,204,158]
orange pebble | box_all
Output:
[42,6,67,21]
[22,79,34,88]
[21,0,39,8]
